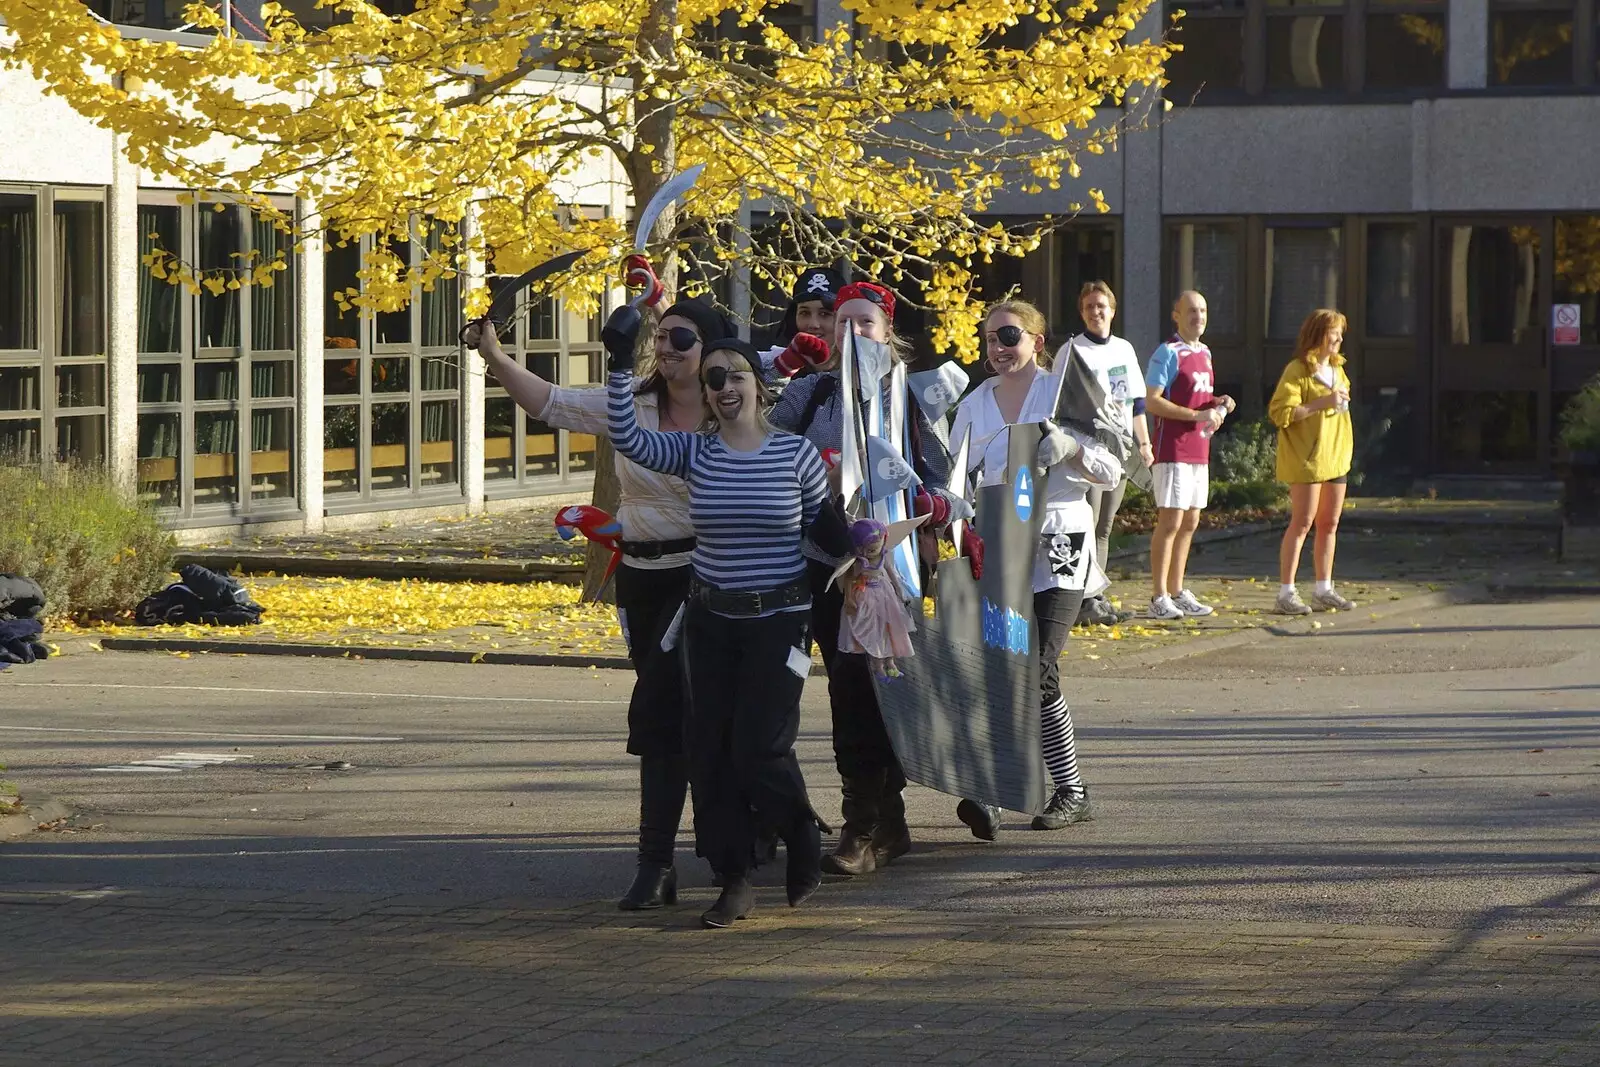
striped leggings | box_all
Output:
[1035,587,1085,792]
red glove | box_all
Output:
[623,254,664,307]
[913,488,949,526]
[819,448,841,470]
[961,527,985,580]
[773,333,830,378]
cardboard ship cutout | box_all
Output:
[870,425,1050,816]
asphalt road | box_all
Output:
[3,596,1598,931]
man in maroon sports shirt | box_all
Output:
[1143,290,1236,621]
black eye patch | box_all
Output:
[704,366,729,391]
[993,324,1024,347]
[660,326,699,352]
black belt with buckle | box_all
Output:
[620,537,697,560]
[690,577,811,618]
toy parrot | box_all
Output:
[554,504,623,593]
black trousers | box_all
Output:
[681,603,813,876]
[615,564,692,866]
[1034,586,1085,712]
[616,564,691,757]
[810,562,908,792]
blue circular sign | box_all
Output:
[1014,466,1033,521]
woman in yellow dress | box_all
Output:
[1268,308,1356,615]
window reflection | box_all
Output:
[1442,225,1542,345]
[1554,216,1600,346]
[1366,223,1417,338]
[1265,226,1340,340]
[1169,223,1240,336]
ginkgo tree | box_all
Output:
[1,0,1173,592]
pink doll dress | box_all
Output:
[840,564,916,660]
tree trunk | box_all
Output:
[581,0,683,601]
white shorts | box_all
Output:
[1152,462,1209,510]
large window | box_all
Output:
[322,222,462,504]
[135,196,298,515]
[1166,0,1445,99]
[1167,221,1242,337]
[1490,0,1584,85]
[1265,224,1341,339]
[1554,215,1600,346]
[1365,221,1418,337]
[482,285,609,491]
[0,186,107,468]
[1440,224,1541,345]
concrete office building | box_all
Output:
[3,0,1597,541]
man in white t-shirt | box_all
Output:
[1054,281,1153,627]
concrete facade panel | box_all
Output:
[1418,97,1600,212]
[1161,105,1415,215]
[0,65,115,185]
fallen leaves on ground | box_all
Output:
[60,576,622,654]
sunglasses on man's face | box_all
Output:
[656,326,700,352]
[987,324,1025,348]
[703,366,751,392]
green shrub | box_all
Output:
[0,463,176,623]
[1209,479,1289,510]
[1212,417,1279,484]
[1559,376,1600,454]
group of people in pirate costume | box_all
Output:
[466,261,1130,929]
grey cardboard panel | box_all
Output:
[872,425,1048,815]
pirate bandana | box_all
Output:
[836,281,897,322]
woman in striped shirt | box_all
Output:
[466,300,729,914]
[605,315,845,929]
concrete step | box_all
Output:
[1409,475,1562,502]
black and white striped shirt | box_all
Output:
[608,371,828,595]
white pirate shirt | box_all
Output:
[949,370,1122,595]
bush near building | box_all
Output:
[0,464,175,623]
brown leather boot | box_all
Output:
[820,772,880,877]
[822,828,877,876]
[871,780,911,865]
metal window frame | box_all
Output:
[1486,0,1596,87]
[482,206,612,501]
[321,218,468,514]
[1167,0,1452,102]
[134,190,302,520]
[0,182,110,471]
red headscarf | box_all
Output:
[835,281,896,322]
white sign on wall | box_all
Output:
[1553,303,1581,345]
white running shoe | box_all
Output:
[1148,594,1184,620]
[1312,588,1355,611]
[1173,589,1214,617]
[1275,588,1312,615]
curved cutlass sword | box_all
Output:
[458,250,587,345]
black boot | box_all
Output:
[871,774,911,865]
[701,874,755,928]
[619,754,688,910]
[821,771,881,877]
[618,863,678,910]
[956,798,1002,842]
[785,816,823,907]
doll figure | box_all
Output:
[839,517,918,680]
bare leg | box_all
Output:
[1167,508,1202,593]
[1312,480,1346,582]
[1278,482,1321,585]
[1150,507,1184,598]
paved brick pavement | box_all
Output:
[3,888,1596,1067]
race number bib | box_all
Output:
[1107,365,1130,405]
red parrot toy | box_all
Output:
[554,504,624,591]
